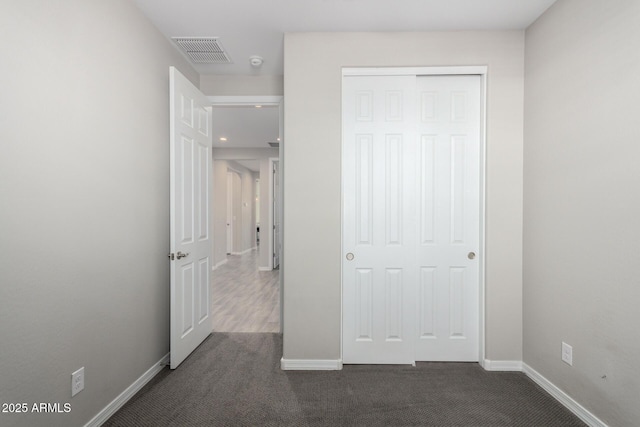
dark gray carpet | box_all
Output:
[104,333,586,426]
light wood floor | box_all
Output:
[212,249,280,333]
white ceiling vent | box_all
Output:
[172,37,232,64]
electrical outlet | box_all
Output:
[71,367,85,397]
[561,342,573,366]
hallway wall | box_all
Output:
[213,148,279,270]
[0,1,198,426]
[212,160,257,267]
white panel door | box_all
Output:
[415,75,481,361]
[343,75,418,364]
[343,73,481,364]
[169,67,213,369]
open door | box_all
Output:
[169,67,213,369]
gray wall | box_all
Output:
[523,1,640,425]
[0,1,198,426]
[283,32,525,362]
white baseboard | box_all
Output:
[231,247,255,256]
[483,359,523,371]
[523,363,607,427]
[258,266,272,271]
[84,353,169,427]
[212,259,228,271]
[281,358,343,370]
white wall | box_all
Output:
[523,1,640,425]
[231,171,243,252]
[240,169,256,252]
[212,161,229,265]
[0,1,198,426]
[283,32,524,362]
[253,172,259,242]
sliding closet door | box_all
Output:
[342,75,418,364]
[342,72,482,364]
[414,75,481,361]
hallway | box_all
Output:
[212,249,280,332]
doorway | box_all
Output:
[341,67,486,364]
[209,96,284,333]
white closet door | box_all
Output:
[342,75,418,364]
[342,73,481,364]
[415,75,481,361]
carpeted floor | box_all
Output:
[104,333,586,426]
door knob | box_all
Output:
[346,253,354,261]
[177,251,189,259]
[468,252,476,260]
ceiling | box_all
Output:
[212,105,279,149]
[133,0,557,76]
[136,1,557,154]
[234,160,261,173]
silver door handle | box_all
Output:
[468,252,476,260]
[346,253,354,261]
[177,251,189,259]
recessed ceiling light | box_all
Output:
[255,105,262,108]
[219,137,227,142]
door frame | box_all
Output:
[208,95,284,333]
[340,66,488,365]
[269,157,280,269]
[208,96,282,268]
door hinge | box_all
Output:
[168,253,175,260]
